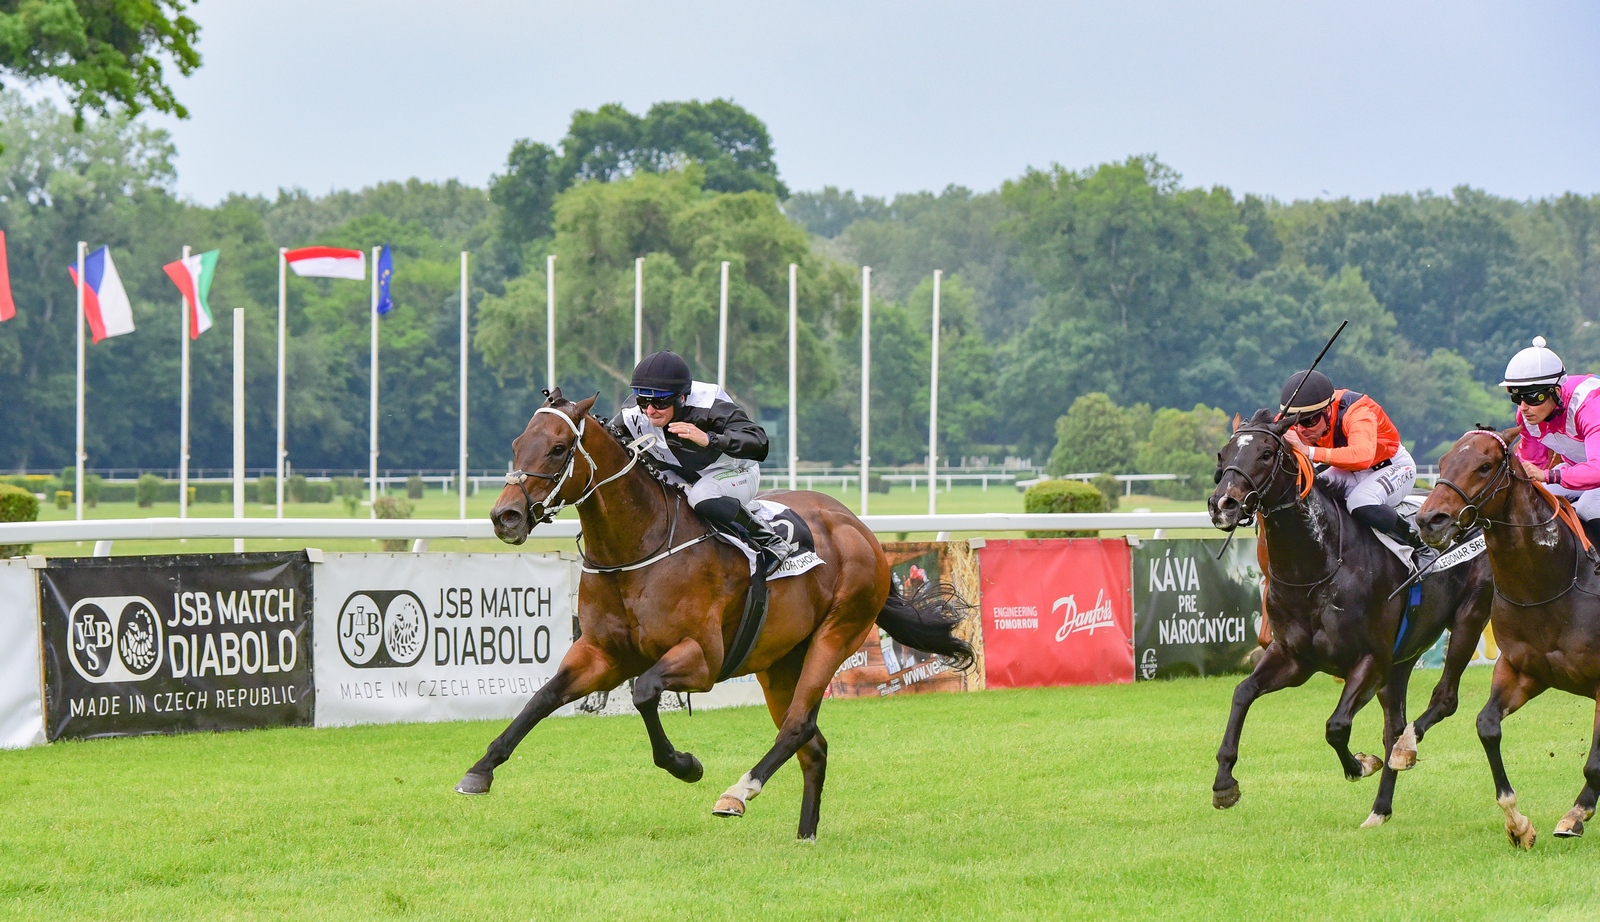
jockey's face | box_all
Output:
[1516,395,1559,425]
[642,402,675,427]
[1293,407,1332,440]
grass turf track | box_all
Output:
[5,666,1600,920]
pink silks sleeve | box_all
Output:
[1555,398,1600,491]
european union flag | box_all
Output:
[376,245,395,315]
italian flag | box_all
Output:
[162,249,219,338]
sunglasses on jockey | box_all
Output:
[1507,386,1558,407]
[632,387,680,410]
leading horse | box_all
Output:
[1418,426,1600,849]
[1208,410,1493,826]
[452,390,973,840]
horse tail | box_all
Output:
[875,579,976,671]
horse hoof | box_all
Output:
[454,771,493,795]
[1213,784,1241,810]
[670,753,704,784]
[1507,820,1536,850]
[712,795,745,817]
[1360,811,1390,829]
[1347,753,1382,781]
[1554,814,1586,838]
[1388,747,1417,772]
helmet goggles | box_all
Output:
[632,387,679,410]
[1508,386,1558,407]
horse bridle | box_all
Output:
[1216,425,1307,529]
[1431,428,1517,533]
[504,407,655,526]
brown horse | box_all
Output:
[452,390,973,840]
[1418,426,1600,849]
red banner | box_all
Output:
[979,539,1133,688]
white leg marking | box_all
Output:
[721,772,763,806]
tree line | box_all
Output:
[2,91,1597,475]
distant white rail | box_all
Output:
[0,512,1221,555]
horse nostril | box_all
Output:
[497,509,522,528]
[1218,495,1237,511]
[1421,511,1450,532]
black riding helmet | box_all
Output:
[1280,370,1335,425]
[630,351,693,410]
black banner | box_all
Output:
[38,552,314,739]
[1133,538,1263,680]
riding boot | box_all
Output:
[1353,503,1436,568]
[736,509,794,576]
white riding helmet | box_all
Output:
[1499,336,1566,388]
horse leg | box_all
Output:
[455,639,623,795]
[713,622,863,834]
[1363,662,1413,828]
[1393,611,1486,771]
[1477,660,1545,849]
[1552,696,1600,838]
[632,638,712,783]
[1326,654,1385,781]
[753,644,830,841]
[1213,643,1307,809]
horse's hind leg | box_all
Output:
[1395,599,1490,770]
[455,639,622,795]
[751,644,830,840]
[1363,662,1413,828]
[1327,654,1386,781]
[1552,696,1600,838]
[1477,660,1544,849]
[633,638,713,783]
[1213,643,1307,809]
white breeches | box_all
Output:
[685,458,761,511]
[1543,482,1600,521]
[1316,445,1417,512]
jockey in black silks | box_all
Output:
[611,350,794,573]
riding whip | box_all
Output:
[1276,319,1350,422]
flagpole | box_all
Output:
[460,250,469,521]
[718,260,729,389]
[788,263,797,492]
[232,307,244,553]
[75,241,85,523]
[370,246,379,519]
[860,265,871,515]
[929,270,941,517]
[180,245,191,520]
[276,247,287,518]
[546,254,555,392]
[634,256,643,367]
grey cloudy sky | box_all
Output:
[132,0,1599,205]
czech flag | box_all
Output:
[0,231,14,322]
[163,249,219,339]
[285,246,365,280]
[67,246,135,343]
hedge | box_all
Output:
[0,483,38,557]
[1023,479,1109,538]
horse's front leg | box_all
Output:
[1476,659,1544,849]
[633,638,714,783]
[1362,661,1412,827]
[455,639,623,795]
[1326,653,1385,781]
[1394,591,1491,770]
[1213,642,1306,809]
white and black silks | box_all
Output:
[609,381,769,488]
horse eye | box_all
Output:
[1477,462,1491,475]
[551,444,567,456]
[1213,469,1223,484]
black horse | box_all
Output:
[1207,409,1494,826]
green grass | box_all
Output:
[26,485,1214,557]
[4,667,1600,920]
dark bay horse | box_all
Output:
[453,390,973,840]
[1418,427,1600,849]
[1208,410,1494,826]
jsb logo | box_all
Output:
[337,590,428,668]
[66,596,164,683]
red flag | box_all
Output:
[0,230,13,321]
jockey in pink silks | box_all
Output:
[1504,337,1600,529]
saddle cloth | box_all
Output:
[710,499,826,579]
[1369,492,1485,574]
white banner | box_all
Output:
[0,560,45,748]
[313,552,577,728]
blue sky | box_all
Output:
[122,0,1600,205]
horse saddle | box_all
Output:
[1370,493,1485,575]
[704,500,825,681]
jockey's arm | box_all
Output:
[1552,400,1600,490]
[1315,404,1381,471]
[1515,423,1553,470]
[704,402,770,463]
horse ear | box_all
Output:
[543,386,566,407]
[1500,425,1522,447]
[574,392,599,418]
[1232,413,1242,433]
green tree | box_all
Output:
[1047,393,1145,476]
[1136,404,1229,499]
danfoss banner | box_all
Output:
[312,553,577,727]
[36,553,314,740]
[978,539,1133,688]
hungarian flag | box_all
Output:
[67,246,134,342]
[0,230,14,322]
[162,249,219,338]
[286,246,365,280]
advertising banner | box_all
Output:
[313,553,577,727]
[37,553,314,740]
[1133,538,1263,680]
[978,539,1134,688]
[0,560,45,749]
[827,542,981,699]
